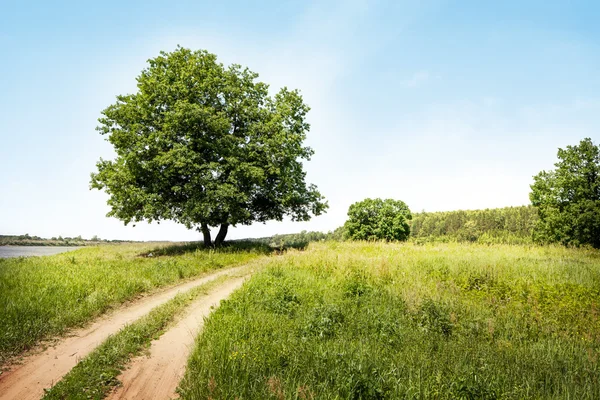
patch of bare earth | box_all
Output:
[0,266,248,400]
[107,277,246,400]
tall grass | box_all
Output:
[0,242,266,364]
[179,241,600,399]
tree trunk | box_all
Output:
[200,223,212,247]
[214,223,229,247]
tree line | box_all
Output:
[409,206,538,244]
[0,235,131,247]
[253,206,538,247]
[340,138,600,248]
[89,46,599,249]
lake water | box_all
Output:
[0,246,81,259]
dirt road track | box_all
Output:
[107,277,245,400]
[0,266,248,400]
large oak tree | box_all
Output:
[91,47,327,246]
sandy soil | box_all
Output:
[107,277,246,400]
[0,265,248,400]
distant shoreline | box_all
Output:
[0,245,83,259]
[0,235,137,247]
[0,242,94,247]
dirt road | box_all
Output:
[107,277,245,399]
[0,266,248,400]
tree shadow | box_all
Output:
[138,239,308,258]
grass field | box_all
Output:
[179,241,600,399]
[0,242,267,364]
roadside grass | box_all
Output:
[42,275,231,400]
[179,241,600,399]
[0,242,267,364]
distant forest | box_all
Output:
[251,205,539,248]
[410,205,538,244]
[0,234,132,246]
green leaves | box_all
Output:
[409,206,538,244]
[530,138,600,248]
[344,198,412,242]
[91,47,327,243]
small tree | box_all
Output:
[344,198,412,241]
[91,47,327,246]
[530,138,600,248]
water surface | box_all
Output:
[0,246,81,259]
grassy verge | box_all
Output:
[179,241,600,399]
[43,275,231,400]
[0,242,268,364]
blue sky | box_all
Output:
[1,0,599,241]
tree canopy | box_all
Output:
[344,198,412,242]
[530,138,600,248]
[91,47,327,246]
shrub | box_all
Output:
[344,198,412,242]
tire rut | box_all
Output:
[107,277,246,400]
[0,266,248,400]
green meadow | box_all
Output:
[3,239,599,399]
[0,242,266,364]
[179,241,600,399]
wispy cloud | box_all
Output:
[400,70,430,87]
